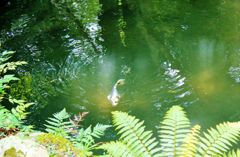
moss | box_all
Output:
[36,133,82,157]
[3,147,25,157]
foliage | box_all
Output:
[99,141,135,157]
[159,106,190,156]
[0,105,20,130]
[9,97,33,121]
[0,75,19,98]
[179,125,201,156]
[45,108,73,138]
[197,122,240,156]
[72,124,111,156]
[0,100,33,138]
[0,97,34,138]
[0,51,27,75]
[44,108,110,156]
[99,106,240,157]
[99,110,161,157]
[223,149,240,157]
[112,111,160,156]
[0,50,27,101]
[9,75,33,101]
[0,98,33,137]
[0,50,32,137]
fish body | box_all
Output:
[107,79,125,106]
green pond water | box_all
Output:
[1,0,240,137]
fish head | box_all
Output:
[116,79,125,85]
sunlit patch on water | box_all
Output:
[229,66,240,83]
[159,62,197,107]
[190,68,225,98]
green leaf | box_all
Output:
[112,111,160,157]
[99,141,136,157]
[158,106,190,157]
[197,122,240,156]
[223,149,240,157]
[44,108,73,138]
[180,125,201,157]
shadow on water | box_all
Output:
[0,0,240,134]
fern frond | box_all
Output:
[0,51,27,74]
[180,125,201,157]
[10,98,33,120]
[197,122,240,156]
[44,108,73,137]
[158,105,190,157]
[0,105,21,129]
[112,111,161,157]
[0,75,19,83]
[223,149,240,157]
[74,124,111,146]
[99,141,136,157]
[73,124,110,155]
[0,75,19,96]
[0,61,27,74]
[92,124,111,138]
[53,108,71,120]
[77,126,95,146]
[0,51,15,64]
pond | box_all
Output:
[0,0,240,138]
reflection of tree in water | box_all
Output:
[108,0,240,68]
[124,0,191,64]
[0,0,105,120]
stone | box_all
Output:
[0,135,49,157]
